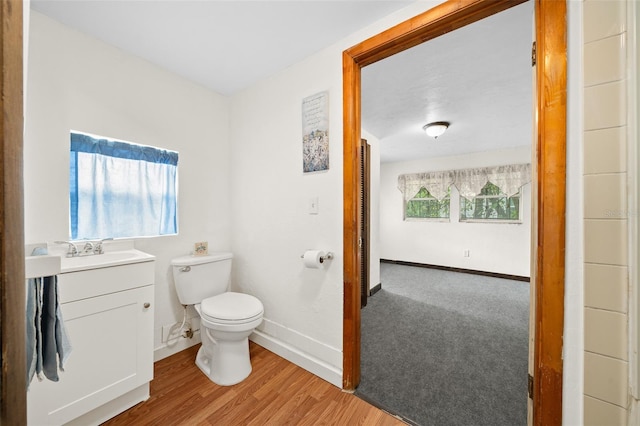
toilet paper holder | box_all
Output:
[300,251,334,263]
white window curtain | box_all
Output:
[398,171,454,201]
[70,132,178,240]
[453,167,489,199]
[486,164,531,197]
[398,163,531,201]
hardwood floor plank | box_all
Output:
[181,390,239,425]
[103,342,405,425]
[246,382,315,425]
[207,394,263,425]
[251,362,300,400]
[298,399,340,426]
[277,395,321,425]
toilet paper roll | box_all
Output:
[303,250,325,269]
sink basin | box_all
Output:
[60,249,155,273]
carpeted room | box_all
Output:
[355,147,533,425]
[356,263,530,426]
[357,3,534,424]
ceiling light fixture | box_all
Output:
[422,121,450,139]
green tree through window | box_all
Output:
[460,182,519,221]
[405,187,450,219]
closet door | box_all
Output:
[360,139,370,307]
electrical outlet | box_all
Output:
[464,249,470,257]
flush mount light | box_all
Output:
[422,121,450,139]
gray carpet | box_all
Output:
[355,263,529,426]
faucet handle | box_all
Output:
[93,238,113,254]
[81,241,94,254]
[54,240,78,257]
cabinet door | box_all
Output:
[27,285,154,425]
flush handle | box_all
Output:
[180,266,191,272]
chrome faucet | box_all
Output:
[54,238,113,257]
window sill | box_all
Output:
[459,219,522,224]
[404,217,451,223]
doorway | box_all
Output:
[357,3,533,422]
[342,1,566,425]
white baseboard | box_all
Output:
[250,319,342,388]
[153,320,343,389]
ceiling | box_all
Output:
[31,0,413,95]
[362,0,534,162]
[31,0,533,163]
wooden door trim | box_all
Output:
[532,1,566,424]
[1,0,26,423]
[343,49,361,389]
[342,0,566,424]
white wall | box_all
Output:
[379,147,532,277]
[229,50,345,384]
[24,11,231,359]
[563,2,584,423]
[229,1,446,386]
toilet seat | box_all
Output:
[197,292,263,325]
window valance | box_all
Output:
[71,132,178,165]
[398,163,531,201]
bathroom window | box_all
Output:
[70,131,178,239]
[405,187,450,220]
[459,182,520,222]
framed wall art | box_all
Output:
[302,91,329,173]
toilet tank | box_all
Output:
[171,252,233,305]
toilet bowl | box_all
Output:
[171,253,264,386]
[194,292,263,385]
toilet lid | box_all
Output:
[200,292,263,322]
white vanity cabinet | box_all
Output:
[27,254,155,426]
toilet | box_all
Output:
[171,252,263,386]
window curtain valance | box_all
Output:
[71,133,178,165]
[397,171,455,201]
[398,163,531,201]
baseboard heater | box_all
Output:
[380,259,530,283]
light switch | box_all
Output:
[309,197,319,214]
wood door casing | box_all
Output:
[532,1,566,423]
[1,0,26,424]
[342,1,566,425]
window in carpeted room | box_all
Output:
[460,181,520,222]
[405,187,450,220]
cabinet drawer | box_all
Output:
[59,261,154,303]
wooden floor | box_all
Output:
[103,342,405,425]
